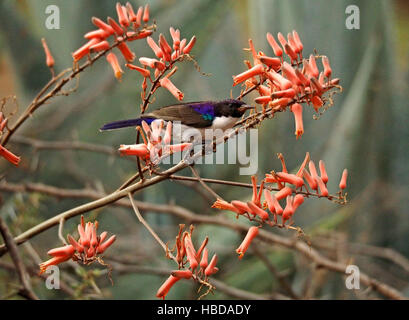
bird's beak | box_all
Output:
[238,105,255,113]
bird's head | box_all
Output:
[215,99,254,118]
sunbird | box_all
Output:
[100,99,253,142]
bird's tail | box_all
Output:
[100,117,155,131]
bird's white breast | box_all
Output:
[210,116,238,131]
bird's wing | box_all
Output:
[148,104,213,128]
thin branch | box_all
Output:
[252,243,299,299]
[58,218,67,245]
[0,217,39,300]
[11,136,118,156]
[128,192,177,263]
[189,165,223,200]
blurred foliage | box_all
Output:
[0,0,408,299]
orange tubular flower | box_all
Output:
[271,88,296,99]
[296,152,310,177]
[311,95,324,111]
[107,17,124,36]
[185,239,198,271]
[266,70,292,90]
[282,62,301,86]
[291,103,304,139]
[271,194,283,215]
[277,32,287,48]
[200,248,209,269]
[212,198,243,213]
[67,234,83,253]
[233,64,264,86]
[263,189,275,212]
[115,3,128,28]
[170,27,180,50]
[159,35,172,62]
[310,77,324,96]
[39,255,72,274]
[284,43,297,61]
[295,68,310,87]
[292,30,303,56]
[159,34,172,56]
[135,6,143,27]
[126,2,137,22]
[167,143,191,154]
[309,160,319,179]
[339,169,348,190]
[96,235,116,253]
[126,63,150,77]
[255,96,272,104]
[274,186,293,200]
[319,160,329,184]
[322,56,332,78]
[171,270,192,279]
[41,38,54,68]
[118,42,135,62]
[195,237,208,260]
[236,226,259,259]
[287,33,299,55]
[182,36,196,54]
[315,176,329,197]
[147,37,163,58]
[142,4,150,23]
[231,200,252,214]
[159,78,184,101]
[156,275,180,299]
[47,245,75,257]
[303,168,318,190]
[308,54,319,78]
[119,144,149,158]
[106,52,123,80]
[258,85,272,96]
[0,144,20,166]
[248,39,260,65]
[247,201,269,220]
[266,32,283,57]
[72,38,100,61]
[90,40,110,52]
[139,57,163,69]
[91,17,115,36]
[276,171,304,188]
[204,254,218,276]
[84,29,110,39]
[293,194,305,211]
[282,196,294,223]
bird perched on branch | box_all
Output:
[100,99,253,143]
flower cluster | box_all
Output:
[72,2,153,80]
[126,27,196,102]
[233,31,340,139]
[212,153,348,259]
[157,225,219,299]
[39,216,116,274]
[0,112,20,166]
[119,120,192,165]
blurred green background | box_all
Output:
[0,0,408,299]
